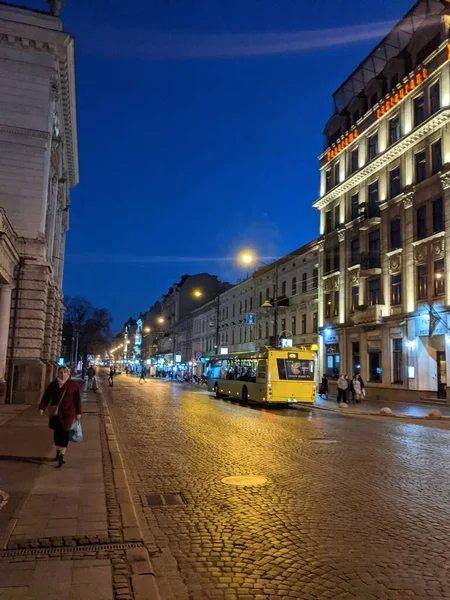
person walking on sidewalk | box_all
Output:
[87,365,95,390]
[355,374,365,403]
[319,374,329,398]
[139,367,146,384]
[39,366,82,468]
[352,374,363,403]
[336,374,348,404]
[108,367,115,387]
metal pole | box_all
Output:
[215,296,220,354]
[273,263,278,347]
[172,330,176,377]
[74,329,79,370]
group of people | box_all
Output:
[81,365,98,392]
[320,373,365,404]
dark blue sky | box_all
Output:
[15,0,413,329]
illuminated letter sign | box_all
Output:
[376,67,428,119]
[327,129,359,162]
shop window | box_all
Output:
[351,286,359,313]
[434,259,445,296]
[326,347,340,379]
[391,274,402,305]
[369,351,382,382]
[415,151,426,183]
[414,95,425,127]
[388,115,400,145]
[432,139,442,175]
[432,197,443,233]
[430,81,440,115]
[389,167,401,198]
[417,264,428,299]
[351,193,359,220]
[392,338,403,384]
[416,205,427,240]
[352,341,360,374]
[333,291,339,317]
[368,278,381,306]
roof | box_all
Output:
[252,240,318,278]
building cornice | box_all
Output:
[313,109,450,210]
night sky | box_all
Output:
[12,0,414,329]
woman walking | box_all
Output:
[39,366,82,467]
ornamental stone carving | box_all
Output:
[414,242,428,264]
[413,236,445,264]
[349,268,360,285]
[337,228,346,242]
[389,253,402,274]
[323,275,339,292]
[403,192,414,209]
[440,170,450,191]
[430,236,445,259]
[317,237,325,252]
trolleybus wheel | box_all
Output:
[241,386,249,405]
[214,383,221,399]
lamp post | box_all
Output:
[238,250,280,347]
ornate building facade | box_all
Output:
[315,0,450,401]
[0,2,78,403]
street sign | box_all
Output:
[246,313,256,325]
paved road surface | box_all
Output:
[106,375,450,600]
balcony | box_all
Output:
[359,252,381,277]
[351,305,385,326]
[359,202,381,230]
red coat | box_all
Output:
[39,378,82,431]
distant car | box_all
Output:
[115,369,122,375]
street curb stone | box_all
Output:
[99,389,161,600]
[294,403,450,421]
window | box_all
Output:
[433,197,443,233]
[390,218,401,250]
[281,318,286,333]
[368,229,380,269]
[388,115,400,145]
[333,291,339,317]
[334,205,340,229]
[350,238,360,266]
[302,273,307,292]
[417,264,428,299]
[312,268,318,289]
[291,316,297,335]
[432,139,442,175]
[416,205,427,240]
[415,150,426,183]
[259,291,262,307]
[281,281,286,296]
[368,278,381,306]
[325,294,331,319]
[249,296,253,311]
[389,167,401,198]
[369,351,382,382]
[352,342,360,373]
[301,314,307,334]
[434,259,445,296]
[413,95,425,127]
[324,251,331,274]
[239,301,243,314]
[370,92,378,108]
[244,298,247,312]
[368,133,378,160]
[265,321,269,339]
[351,148,359,173]
[351,193,359,220]
[291,277,297,296]
[390,73,399,88]
[326,169,332,192]
[430,81,440,115]
[334,162,340,186]
[392,338,403,384]
[333,245,340,271]
[266,287,270,300]
[351,286,359,313]
[352,110,359,125]
[325,211,332,233]
[232,304,235,317]
[391,274,402,305]
[312,312,318,333]
[368,181,380,217]
[258,323,262,340]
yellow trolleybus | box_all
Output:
[206,347,316,405]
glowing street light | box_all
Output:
[238,250,256,266]
[193,289,203,298]
[158,317,165,324]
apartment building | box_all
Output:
[314,0,450,401]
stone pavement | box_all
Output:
[310,394,450,418]
[0,382,160,600]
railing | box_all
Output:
[352,305,385,326]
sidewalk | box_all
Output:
[0,380,159,600]
[305,394,450,419]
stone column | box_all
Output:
[338,228,346,324]
[440,171,450,308]
[403,190,415,313]
[0,285,13,399]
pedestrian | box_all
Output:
[356,374,365,402]
[87,365,95,390]
[336,374,348,404]
[81,365,86,381]
[319,374,329,398]
[39,366,82,467]
[108,367,114,387]
[352,374,362,402]
[139,368,146,384]
[346,375,354,404]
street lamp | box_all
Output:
[238,250,280,347]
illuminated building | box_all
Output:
[314,0,450,400]
[0,3,78,403]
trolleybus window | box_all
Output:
[277,359,314,381]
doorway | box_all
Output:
[437,351,447,399]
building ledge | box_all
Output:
[411,230,445,246]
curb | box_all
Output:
[293,403,450,421]
[99,388,161,600]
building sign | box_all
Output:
[326,344,339,355]
[220,348,228,355]
[327,128,359,162]
[415,314,446,337]
[281,338,293,348]
[376,67,428,119]
[175,354,182,363]
[246,313,256,325]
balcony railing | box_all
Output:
[351,304,385,326]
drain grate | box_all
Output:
[146,493,187,506]
[0,541,143,558]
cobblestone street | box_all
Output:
[107,375,450,599]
